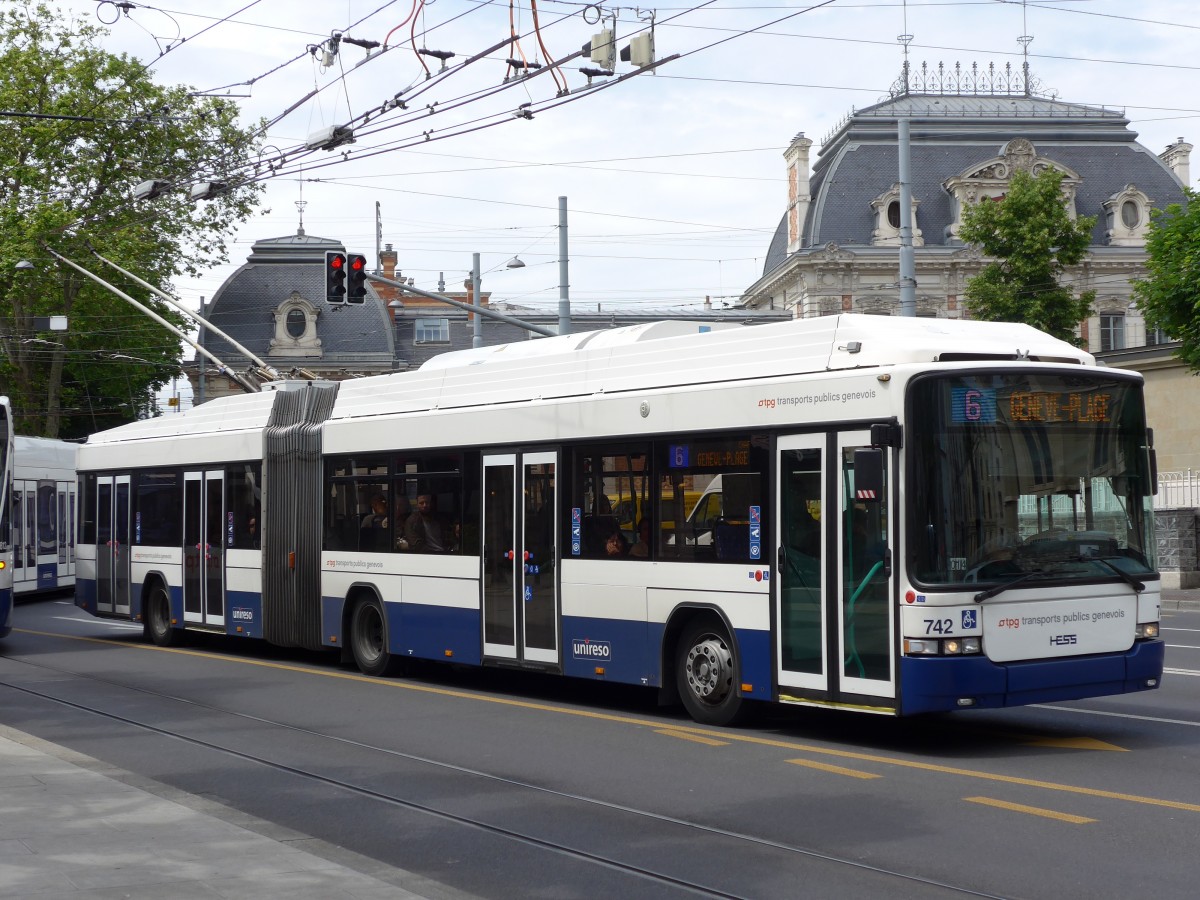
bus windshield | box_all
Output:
[907,371,1156,588]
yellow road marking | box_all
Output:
[786,758,881,780]
[18,627,1200,814]
[965,796,1097,824]
[655,728,729,747]
[1022,735,1127,752]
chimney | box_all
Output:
[784,132,814,254]
[380,243,398,280]
[1161,138,1193,188]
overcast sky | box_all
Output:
[57,0,1200,316]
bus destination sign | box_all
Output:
[951,388,1113,425]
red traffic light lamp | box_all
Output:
[325,251,347,303]
[347,253,368,302]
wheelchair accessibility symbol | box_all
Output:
[961,609,977,630]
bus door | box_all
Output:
[775,431,895,705]
[57,483,75,585]
[183,470,225,628]
[776,435,827,692]
[95,475,132,616]
[481,452,559,665]
[12,483,32,593]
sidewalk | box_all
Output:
[1162,587,1200,611]
[0,724,450,899]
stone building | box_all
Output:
[741,64,1191,358]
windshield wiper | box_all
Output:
[1090,556,1146,593]
[974,571,1044,604]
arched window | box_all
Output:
[286,308,307,338]
[1120,200,1140,228]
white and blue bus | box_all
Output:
[0,396,13,636]
[73,315,1164,724]
[9,435,77,599]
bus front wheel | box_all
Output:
[350,598,396,676]
[676,620,745,726]
[145,584,182,648]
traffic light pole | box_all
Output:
[367,272,558,337]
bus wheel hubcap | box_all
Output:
[686,637,731,703]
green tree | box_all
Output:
[958,167,1096,344]
[1132,187,1200,371]
[0,1,263,438]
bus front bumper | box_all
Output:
[898,639,1165,715]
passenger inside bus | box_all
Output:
[405,493,456,552]
[629,518,651,558]
[605,530,630,557]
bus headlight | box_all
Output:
[904,637,982,656]
[904,639,940,655]
[1135,623,1160,639]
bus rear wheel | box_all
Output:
[145,584,181,648]
[350,598,396,676]
[676,620,744,726]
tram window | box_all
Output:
[80,474,96,545]
[323,451,479,555]
[135,473,182,546]
[571,445,650,559]
[393,451,479,555]
[656,433,769,563]
[226,463,261,549]
[37,482,57,553]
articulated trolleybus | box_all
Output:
[74,315,1163,724]
[0,396,13,637]
[9,435,77,599]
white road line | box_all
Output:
[1165,667,1200,677]
[1032,704,1200,726]
[50,616,141,630]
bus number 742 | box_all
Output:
[924,618,954,635]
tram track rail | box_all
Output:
[0,651,1008,899]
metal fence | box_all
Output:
[1156,471,1200,510]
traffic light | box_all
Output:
[347,253,368,302]
[325,251,346,303]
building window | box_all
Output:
[1147,326,1170,346]
[285,309,306,338]
[414,317,450,344]
[887,200,901,229]
[1121,200,1140,229]
[1100,313,1126,351]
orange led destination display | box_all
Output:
[952,387,1113,425]
[1008,391,1112,424]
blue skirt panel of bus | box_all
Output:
[0,592,11,637]
[226,592,263,638]
[36,563,58,590]
[734,628,773,700]
[562,615,654,684]
[898,640,1165,715]
[393,602,481,666]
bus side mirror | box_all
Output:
[854,448,884,503]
